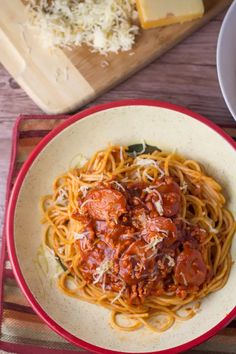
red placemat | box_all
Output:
[1,115,236,354]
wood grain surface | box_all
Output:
[0,11,235,239]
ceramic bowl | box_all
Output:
[217,0,236,120]
[7,100,236,354]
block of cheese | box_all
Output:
[136,0,204,29]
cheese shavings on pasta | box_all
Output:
[93,259,113,284]
[111,284,126,304]
[73,231,89,240]
[55,188,68,206]
[154,200,164,216]
[145,237,163,251]
[79,185,89,198]
[27,0,139,54]
[165,255,175,267]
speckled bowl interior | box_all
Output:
[8,103,236,353]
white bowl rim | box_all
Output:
[6,99,236,354]
[216,0,236,121]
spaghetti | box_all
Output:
[40,145,235,332]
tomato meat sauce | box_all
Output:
[72,177,208,303]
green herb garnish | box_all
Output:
[127,142,161,157]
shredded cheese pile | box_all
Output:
[27,0,139,54]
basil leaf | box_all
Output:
[57,258,67,271]
[127,143,161,157]
[144,144,162,154]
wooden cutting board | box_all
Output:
[0,0,232,114]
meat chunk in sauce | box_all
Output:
[78,240,113,283]
[119,240,156,285]
[175,246,207,287]
[157,177,181,217]
[145,216,177,246]
[84,188,126,221]
[75,174,209,302]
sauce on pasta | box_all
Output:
[41,145,235,332]
[72,178,208,303]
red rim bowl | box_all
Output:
[6,99,236,354]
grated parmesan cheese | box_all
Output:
[180,181,188,193]
[138,140,146,154]
[136,158,157,167]
[180,271,188,286]
[133,168,142,181]
[93,259,112,284]
[55,188,68,206]
[146,251,157,261]
[144,186,164,215]
[201,219,218,234]
[143,170,154,181]
[154,200,164,216]
[145,236,164,251]
[111,180,126,192]
[136,158,165,178]
[70,153,88,169]
[58,246,65,254]
[111,284,126,304]
[205,220,218,234]
[209,226,218,234]
[177,217,192,226]
[165,255,175,267]
[27,0,139,55]
[80,198,98,209]
[73,231,89,240]
[79,185,89,198]
[121,177,129,182]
